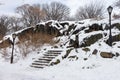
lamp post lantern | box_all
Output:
[10,33,16,64]
[107,6,113,46]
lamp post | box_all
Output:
[10,33,16,64]
[107,6,113,46]
[75,34,79,48]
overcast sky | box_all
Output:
[0,0,117,16]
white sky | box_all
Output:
[0,0,117,16]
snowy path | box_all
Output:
[0,62,48,80]
[0,58,120,80]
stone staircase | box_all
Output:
[30,50,62,69]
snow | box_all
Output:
[1,57,120,80]
[0,51,119,80]
[0,18,120,80]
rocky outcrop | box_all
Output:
[85,23,103,33]
[0,20,120,49]
[80,33,103,47]
[106,34,120,46]
[0,21,62,48]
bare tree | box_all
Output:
[75,1,104,20]
[6,16,22,34]
[0,15,23,37]
[115,0,120,8]
[16,4,45,27]
[42,2,70,21]
[0,16,9,39]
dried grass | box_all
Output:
[17,32,56,58]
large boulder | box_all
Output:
[106,34,120,46]
[80,33,103,47]
[85,23,103,33]
[100,52,115,58]
[92,49,98,55]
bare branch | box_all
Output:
[42,2,70,21]
[16,4,45,27]
[75,1,105,20]
[115,0,120,8]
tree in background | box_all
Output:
[75,1,105,20]
[42,2,70,21]
[115,0,120,8]
[0,15,23,38]
[112,0,120,19]
[0,16,11,39]
[16,4,45,27]
[6,16,22,34]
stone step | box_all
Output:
[30,50,63,68]
[48,50,62,53]
[30,65,44,68]
[46,52,61,55]
[43,54,59,57]
[33,61,49,64]
[32,63,48,66]
[34,60,50,63]
[42,56,55,59]
[38,58,52,61]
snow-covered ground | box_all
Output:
[1,41,120,80]
[0,56,120,80]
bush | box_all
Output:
[113,13,120,19]
[17,32,56,58]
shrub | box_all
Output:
[17,32,56,58]
[113,14,120,19]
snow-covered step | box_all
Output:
[42,56,55,59]
[34,60,50,63]
[47,52,61,54]
[38,58,52,61]
[30,49,63,69]
[43,54,59,56]
[48,50,62,52]
[32,63,48,66]
[30,65,44,69]
[33,61,50,64]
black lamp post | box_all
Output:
[75,34,79,48]
[10,33,16,64]
[107,6,113,46]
